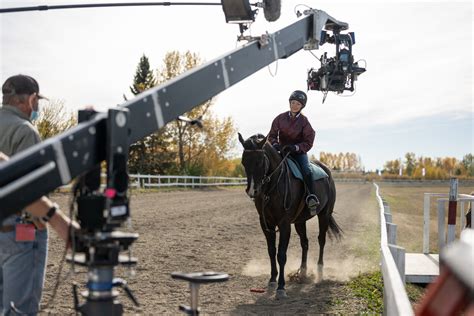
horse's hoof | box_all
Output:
[268,281,277,290]
[317,264,324,282]
[276,289,288,300]
[299,267,307,278]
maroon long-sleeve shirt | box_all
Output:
[268,111,315,153]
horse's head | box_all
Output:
[238,132,269,198]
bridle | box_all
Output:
[243,147,292,232]
[243,149,289,190]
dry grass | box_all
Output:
[377,184,474,253]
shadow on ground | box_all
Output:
[230,279,359,315]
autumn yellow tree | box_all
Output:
[34,99,77,139]
[156,51,236,175]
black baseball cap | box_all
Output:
[2,74,48,100]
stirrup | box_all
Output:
[306,194,320,215]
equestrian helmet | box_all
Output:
[289,90,307,107]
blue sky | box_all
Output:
[1,0,472,171]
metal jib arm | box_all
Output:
[0,10,349,222]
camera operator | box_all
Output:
[0,75,79,315]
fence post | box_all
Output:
[438,199,446,251]
[387,222,397,245]
[384,212,392,224]
[423,193,430,254]
[388,244,406,284]
[459,201,465,229]
[447,178,458,244]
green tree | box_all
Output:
[34,99,77,139]
[127,54,175,174]
[462,154,473,176]
[404,152,416,176]
[130,54,157,95]
[384,159,400,174]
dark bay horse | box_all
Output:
[239,133,342,299]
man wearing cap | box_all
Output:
[0,74,76,315]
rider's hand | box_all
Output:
[272,143,282,152]
[283,145,298,153]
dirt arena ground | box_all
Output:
[41,182,382,314]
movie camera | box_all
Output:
[307,28,366,95]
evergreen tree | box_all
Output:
[130,54,156,95]
[128,54,175,174]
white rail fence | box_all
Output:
[130,174,246,188]
[60,174,246,190]
[374,183,414,316]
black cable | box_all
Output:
[42,187,77,313]
[0,2,220,14]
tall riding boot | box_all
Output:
[304,174,320,216]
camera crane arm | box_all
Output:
[0,10,348,222]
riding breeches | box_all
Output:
[291,153,312,177]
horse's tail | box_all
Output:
[327,178,343,241]
[314,160,343,240]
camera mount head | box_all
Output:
[302,8,366,102]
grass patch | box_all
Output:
[347,271,383,313]
[346,270,426,313]
[406,283,426,307]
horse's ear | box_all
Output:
[238,132,245,146]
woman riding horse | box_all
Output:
[268,90,319,216]
[238,91,342,299]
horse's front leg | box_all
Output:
[259,216,277,289]
[276,224,291,299]
[295,222,308,278]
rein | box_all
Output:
[244,148,292,233]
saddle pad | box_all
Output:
[287,159,328,181]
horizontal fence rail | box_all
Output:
[59,174,247,190]
[130,174,246,188]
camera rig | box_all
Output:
[302,9,366,101]
[0,5,364,315]
[66,108,139,314]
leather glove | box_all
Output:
[282,144,298,153]
[272,143,282,152]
